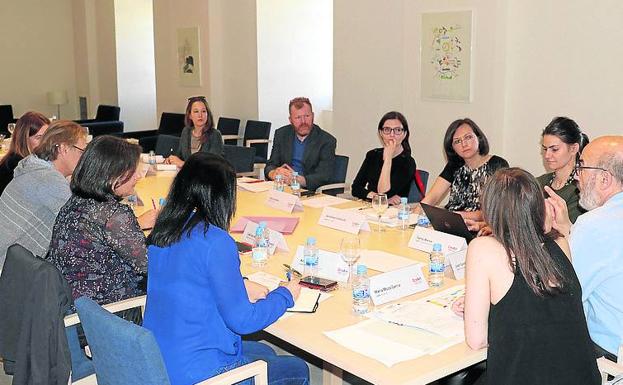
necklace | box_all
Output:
[548,172,575,190]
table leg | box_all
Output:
[322,362,343,385]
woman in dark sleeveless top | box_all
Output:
[460,168,599,385]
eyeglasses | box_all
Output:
[381,127,405,135]
[573,159,609,177]
[291,114,312,121]
[187,96,206,102]
[72,145,85,153]
[452,133,476,146]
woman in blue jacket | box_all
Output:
[143,153,308,385]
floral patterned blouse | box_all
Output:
[46,194,147,305]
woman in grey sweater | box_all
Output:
[165,96,223,167]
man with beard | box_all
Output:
[546,135,623,361]
[265,97,336,191]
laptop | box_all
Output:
[420,203,475,243]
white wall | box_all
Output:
[257,0,333,134]
[114,0,157,131]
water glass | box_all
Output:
[339,236,361,289]
[7,123,15,136]
[371,193,388,231]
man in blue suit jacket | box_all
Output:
[265,97,336,191]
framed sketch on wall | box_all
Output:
[420,11,472,102]
[177,27,201,87]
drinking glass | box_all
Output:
[7,123,15,136]
[371,193,388,231]
[339,236,360,289]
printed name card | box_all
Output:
[318,207,371,234]
[266,190,303,213]
[241,222,289,254]
[290,246,350,282]
[407,226,467,254]
[445,248,467,280]
[369,264,429,306]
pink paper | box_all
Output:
[230,216,299,234]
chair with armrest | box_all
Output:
[315,155,349,196]
[408,169,429,203]
[223,145,256,177]
[135,112,186,153]
[243,120,272,164]
[0,105,17,136]
[74,105,124,137]
[217,117,241,145]
[597,345,623,384]
[74,296,268,385]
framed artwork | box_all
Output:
[177,27,201,87]
[420,11,473,102]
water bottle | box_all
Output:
[397,197,410,230]
[274,174,285,192]
[291,171,301,196]
[251,222,269,268]
[303,237,319,278]
[352,265,371,315]
[429,243,445,287]
[417,216,431,228]
[148,150,156,165]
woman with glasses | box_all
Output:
[144,153,309,385]
[165,96,223,167]
[0,111,50,194]
[420,118,508,221]
[537,117,589,223]
[46,136,157,305]
[351,111,416,205]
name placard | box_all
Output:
[241,222,289,255]
[318,207,370,234]
[445,248,467,280]
[407,226,467,254]
[290,246,350,282]
[369,264,429,306]
[266,189,303,213]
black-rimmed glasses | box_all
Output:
[72,145,85,153]
[573,159,609,177]
[381,127,405,135]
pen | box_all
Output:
[282,264,302,278]
[286,271,292,281]
[151,198,157,210]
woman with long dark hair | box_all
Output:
[351,111,416,205]
[420,118,508,221]
[165,96,223,167]
[0,111,50,193]
[538,116,589,222]
[458,168,600,384]
[143,153,309,385]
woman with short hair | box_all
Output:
[46,135,157,304]
[144,153,309,385]
[0,111,50,193]
[165,96,223,167]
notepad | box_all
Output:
[287,287,321,313]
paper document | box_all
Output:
[301,195,352,208]
[287,288,320,313]
[231,216,299,234]
[349,207,420,227]
[359,249,417,272]
[238,181,273,193]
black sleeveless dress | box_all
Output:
[484,239,600,385]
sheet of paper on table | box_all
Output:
[358,249,417,272]
[348,207,420,227]
[324,286,465,366]
[238,181,274,193]
[301,195,352,208]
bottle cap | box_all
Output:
[356,265,367,274]
[292,171,299,177]
[306,236,316,245]
[432,243,442,252]
[259,221,267,228]
[400,197,408,204]
[159,198,166,206]
[417,217,430,226]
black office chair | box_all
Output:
[243,120,271,164]
[315,155,349,196]
[0,105,18,136]
[223,145,256,176]
[408,169,429,203]
[217,117,241,145]
[137,112,185,152]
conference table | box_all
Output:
[134,170,486,385]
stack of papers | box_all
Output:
[324,285,465,366]
[238,180,274,192]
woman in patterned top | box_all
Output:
[537,116,589,223]
[46,135,158,304]
[419,118,508,222]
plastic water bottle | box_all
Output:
[148,150,156,165]
[303,237,319,278]
[290,171,301,196]
[251,222,269,268]
[352,265,371,315]
[417,216,431,228]
[429,243,445,287]
[397,197,410,230]
[274,174,285,192]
